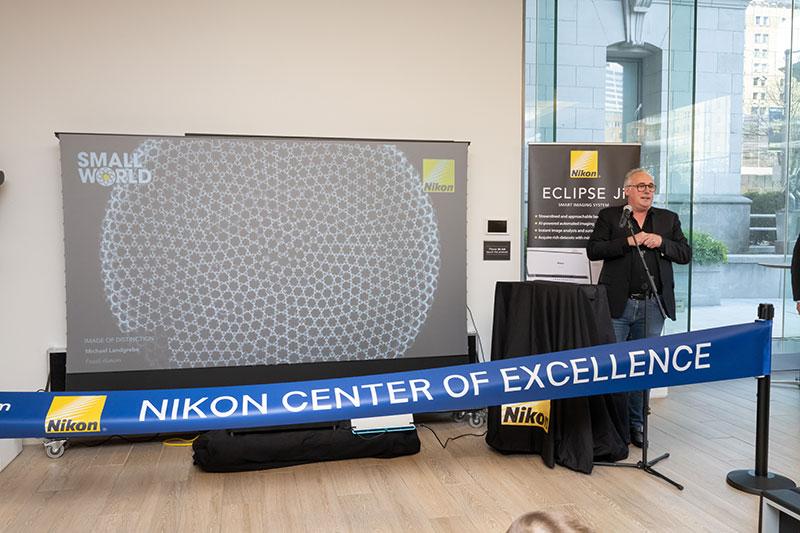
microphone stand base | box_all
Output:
[595,451,684,491]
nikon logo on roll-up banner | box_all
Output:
[569,150,599,178]
[45,396,107,434]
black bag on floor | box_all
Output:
[193,426,420,472]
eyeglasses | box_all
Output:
[625,183,656,192]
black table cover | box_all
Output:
[486,280,630,474]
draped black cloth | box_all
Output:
[486,280,630,474]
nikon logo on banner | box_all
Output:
[569,151,600,178]
[45,396,107,434]
[501,400,550,432]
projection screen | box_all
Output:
[58,134,468,389]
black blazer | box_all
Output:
[586,205,691,320]
[792,235,800,301]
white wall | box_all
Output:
[0,440,22,472]
[0,0,523,393]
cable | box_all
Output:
[417,423,486,449]
[351,429,392,440]
[466,304,486,363]
[162,436,199,447]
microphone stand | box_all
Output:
[594,212,684,491]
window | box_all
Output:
[524,0,800,337]
[604,60,642,142]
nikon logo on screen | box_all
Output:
[500,400,550,432]
[422,159,455,193]
[45,395,107,434]
[569,150,600,178]
[0,403,10,413]
[76,152,152,186]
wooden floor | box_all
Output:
[0,378,798,532]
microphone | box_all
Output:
[618,205,633,228]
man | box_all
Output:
[586,168,691,448]
[792,235,800,314]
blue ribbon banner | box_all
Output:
[0,321,771,439]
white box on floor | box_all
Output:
[351,414,414,434]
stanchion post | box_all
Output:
[755,374,770,478]
[755,303,773,479]
[725,303,796,495]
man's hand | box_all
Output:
[796,301,800,314]
[629,232,662,249]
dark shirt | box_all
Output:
[629,210,662,295]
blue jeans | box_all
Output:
[611,296,665,431]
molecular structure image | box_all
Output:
[99,138,441,368]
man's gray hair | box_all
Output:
[623,167,654,187]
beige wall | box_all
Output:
[0,0,523,392]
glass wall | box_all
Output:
[525,0,800,338]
